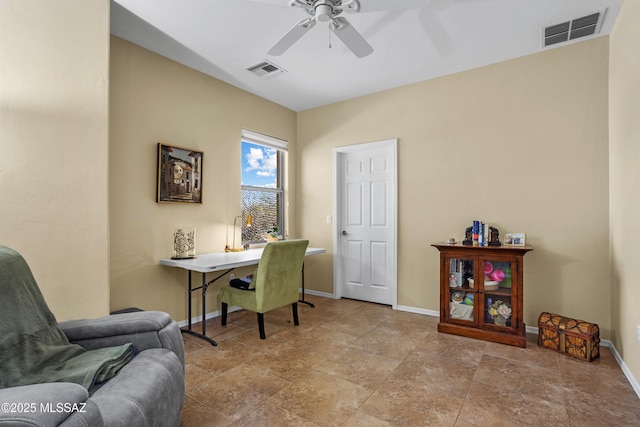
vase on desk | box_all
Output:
[173,227,196,259]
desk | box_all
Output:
[160,247,326,346]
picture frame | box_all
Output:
[504,232,526,246]
[157,143,203,203]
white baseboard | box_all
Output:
[396,305,440,318]
[177,305,242,328]
[177,295,640,399]
[605,339,640,398]
[300,289,335,299]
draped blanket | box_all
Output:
[0,246,134,390]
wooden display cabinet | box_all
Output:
[432,243,533,347]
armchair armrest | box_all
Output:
[0,383,104,427]
[59,311,184,367]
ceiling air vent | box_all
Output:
[543,11,604,47]
[246,60,287,79]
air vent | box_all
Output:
[543,11,604,47]
[246,60,287,79]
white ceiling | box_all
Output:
[111,0,621,112]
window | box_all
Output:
[240,130,287,243]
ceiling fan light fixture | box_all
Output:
[315,1,335,22]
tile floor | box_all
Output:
[180,296,640,426]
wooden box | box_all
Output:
[538,312,600,362]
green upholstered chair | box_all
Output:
[220,239,309,339]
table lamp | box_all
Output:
[225,214,253,252]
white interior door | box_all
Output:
[334,139,397,307]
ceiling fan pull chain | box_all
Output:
[328,27,332,49]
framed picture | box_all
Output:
[157,143,203,203]
[505,232,526,246]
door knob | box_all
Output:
[341,230,348,236]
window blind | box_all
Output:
[241,129,288,152]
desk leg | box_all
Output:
[188,271,192,332]
[180,270,217,346]
[201,273,207,337]
[298,263,315,308]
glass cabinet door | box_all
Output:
[481,259,514,328]
[446,257,475,323]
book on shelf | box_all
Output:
[472,220,479,246]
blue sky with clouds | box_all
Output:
[241,141,277,187]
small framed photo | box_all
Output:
[157,143,203,203]
[505,233,526,246]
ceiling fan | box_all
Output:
[267,0,374,58]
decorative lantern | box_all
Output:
[173,227,196,259]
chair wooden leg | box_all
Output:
[221,302,228,326]
[257,313,266,339]
[292,302,299,326]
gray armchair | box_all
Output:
[0,246,185,427]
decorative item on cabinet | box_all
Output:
[462,221,501,247]
[505,232,526,246]
[488,226,501,246]
[463,227,473,246]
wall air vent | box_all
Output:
[246,60,287,79]
[543,11,604,47]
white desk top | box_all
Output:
[160,247,326,273]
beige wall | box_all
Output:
[0,0,110,320]
[297,38,611,335]
[109,37,297,320]
[609,0,640,382]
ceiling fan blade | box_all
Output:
[267,17,316,56]
[330,17,373,58]
[418,7,454,56]
[351,0,430,13]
